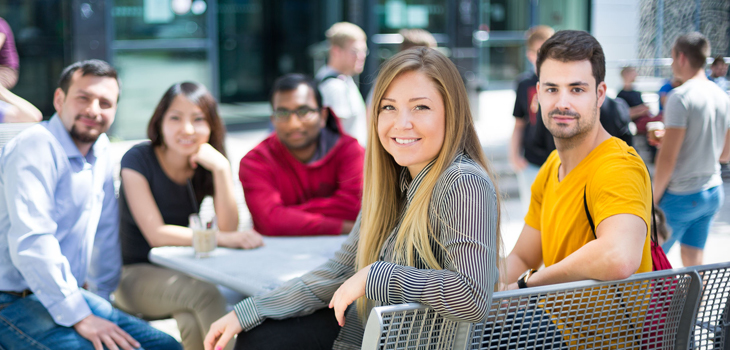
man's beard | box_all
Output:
[545,107,597,150]
[281,130,321,151]
[70,115,105,144]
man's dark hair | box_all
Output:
[270,73,322,108]
[57,59,120,95]
[712,55,726,67]
[536,30,605,85]
[673,32,710,70]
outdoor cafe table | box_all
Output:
[148,235,349,297]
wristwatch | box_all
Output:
[517,269,537,289]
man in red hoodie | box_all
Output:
[240,74,365,236]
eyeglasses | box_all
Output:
[272,107,320,122]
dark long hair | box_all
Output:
[147,82,227,204]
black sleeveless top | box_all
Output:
[118,142,202,265]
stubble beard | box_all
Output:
[70,115,105,144]
[281,131,320,152]
[546,106,597,151]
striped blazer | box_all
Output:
[234,152,500,349]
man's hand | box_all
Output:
[204,311,243,350]
[329,264,372,326]
[73,315,140,350]
[217,229,264,249]
[647,129,665,148]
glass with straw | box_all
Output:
[188,179,217,258]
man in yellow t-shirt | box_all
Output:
[502,30,653,349]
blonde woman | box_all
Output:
[204,48,502,350]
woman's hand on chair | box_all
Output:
[204,311,241,350]
[217,229,264,249]
[190,143,230,173]
[329,264,372,326]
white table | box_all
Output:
[149,235,348,296]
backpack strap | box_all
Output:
[583,185,596,239]
[318,71,341,83]
[582,152,658,244]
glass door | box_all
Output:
[110,0,218,140]
[475,0,590,90]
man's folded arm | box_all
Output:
[289,143,363,220]
[240,159,345,236]
[523,214,647,288]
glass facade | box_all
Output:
[109,0,216,139]
[217,0,325,103]
[372,1,448,64]
[217,1,265,102]
[0,0,70,118]
[2,0,591,139]
[475,0,590,89]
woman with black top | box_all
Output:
[205,48,503,350]
[115,82,262,350]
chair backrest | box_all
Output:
[0,122,36,149]
[680,262,730,350]
[362,303,471,350]
[470,269,702,350]
[362,269,703,350]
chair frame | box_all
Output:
[362,267,708,350]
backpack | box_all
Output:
[600,97,633,146]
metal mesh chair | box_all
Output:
[362,303,471,350]
[470,270,701,350]
[362,269,703,350]
[686,262,730,350]
[0,122,36,149]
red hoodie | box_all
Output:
[239,114,364,236]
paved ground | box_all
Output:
[135,89,730,340]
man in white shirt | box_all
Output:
[315,22,368,144]
[0,59,180,350]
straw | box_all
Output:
[186,179,199,214]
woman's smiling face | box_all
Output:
[161,95,211,156]
[377,70,446,178]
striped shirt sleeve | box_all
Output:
[234,215,361,331]
[364,172,498,323]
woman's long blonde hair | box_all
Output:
[356,48,503,317]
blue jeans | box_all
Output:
[0,289,181,350]
[660,185,724,251]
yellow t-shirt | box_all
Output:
[525,137,654,348]
[525,137,653,273]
